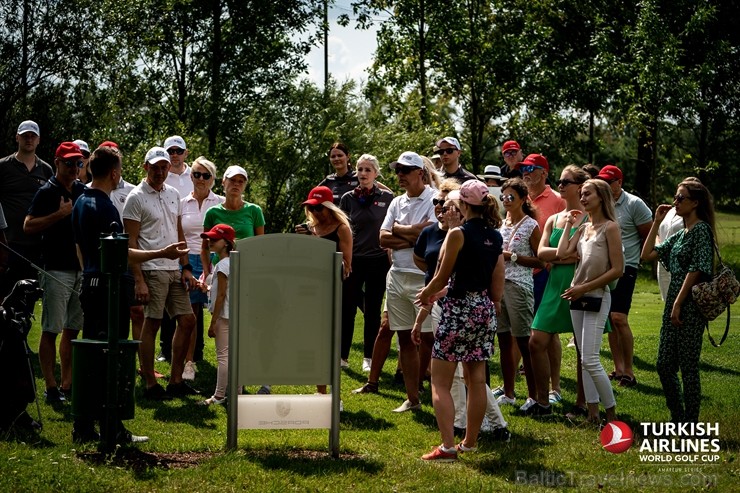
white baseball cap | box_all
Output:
[390,151,424,170]
[145,146,171,164]
[163,135,187,150]
[435,136,461,150]
[17,120,40,136]
[223,165,248,179]
[73,139,90,154]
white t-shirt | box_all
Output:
[500,215,538,290]
[180,191,224,251]
[165,165,193,198]
[380,186,436,273]
[656,207,683,300]
[209,257,230,319]
[122,181,182,271]
[110,179,136,221]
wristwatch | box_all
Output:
[510,253,518,264]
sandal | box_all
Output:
[607,371,619,381]
[619,375,637,388]
[198,395,227,406]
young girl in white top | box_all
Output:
[556,179,624,424]
[198,224,235,406]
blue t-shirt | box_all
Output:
[414,223,448,285]
[27,176,86,271]
[72,188,124,274]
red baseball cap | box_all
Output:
[597,164,623,182]
[98,140,119,149]
[302,186,334,206]
[502,140,520,152]
[516,153,549,172]
[200,224,236,244]
[55,142,84,160]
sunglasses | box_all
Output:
[62,160,84,168]
[167,148,186,155]
[192,171,212,180]
[432,198,446,206]
[604,178,619,184]
[395,166,418,175]
[81,152,91,159]
[503,150,517,158]
[307,204,325,212]
[499,194,515,202]
[437,148,457,155]
[519,165,543,173]
[556,179,578,187]
[674,193,692,203]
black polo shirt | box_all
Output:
[319,170,359,204]
[72,188,123,274]
[443,166,478,184]
[27,176,86,271]
[0,154,53,246]
[339,186,394,259]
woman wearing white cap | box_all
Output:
[416,179,504,462]
[201,165,264,279]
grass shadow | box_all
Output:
[77,448,217,479]
[244,448,384,475]
[337,410,395,432]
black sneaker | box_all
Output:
[453,426,467,438]
[44,387,66,404]
[525,403,553,417]
[352,382,379,394]
[143,383,172,400]
[393,369,404,386]
[73,428,100,443]
[489,426,512,442]
[15,411,42,432]
[166,381,200,397]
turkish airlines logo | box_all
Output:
[600,421,634,454]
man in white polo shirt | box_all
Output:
[123,146,197,400]
[379,151,436,412]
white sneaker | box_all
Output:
[182,361,196,381]
[497,395,517,406]
[362,358,372,372]
[567,337,576,348]
[340,359,349,369]
[491,386,505,398]
[519,397,536,412]
[392,399,422,413]
[480,416,493,433]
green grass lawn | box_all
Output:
[1,274,739,492]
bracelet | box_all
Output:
[181,263,193,272]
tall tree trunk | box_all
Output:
[636,116,657,207]
[177,13,188,124]
[418,0,427,124]
[208,0,223,155]
[588,110,595,164]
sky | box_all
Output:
[302,2,383,89]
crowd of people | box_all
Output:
[0,120,720,460]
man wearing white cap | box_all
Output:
[355,152,436,412]
[436,137,477,183]
[0,120,53,299]
[73,139,92,184]
[163,135,193,198]
[123,147,197,400]
[478,165,505,214]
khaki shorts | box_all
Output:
[142,270,194,319]
[40,270,83,333]
[385,269,433,333]
[498,279,534,338]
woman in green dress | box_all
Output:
[526,165,589,417]
[641,179,715,423]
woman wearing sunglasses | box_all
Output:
[179,157,223,380]
[300,185,353,392]
[641,179,716,423]
[494,178,543,409]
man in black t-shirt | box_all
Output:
[0,120,53,299]
[24,142,86,403]
[437,136,478,184]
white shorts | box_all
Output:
[385,269,433,333]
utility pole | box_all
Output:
[324,0,329,98]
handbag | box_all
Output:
[691,239,739,347]
[570,296,602,312]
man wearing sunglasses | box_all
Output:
[161,136,193,365]
[0,120,53,299]
[514,153,566,402]
[436,137,478,183]
[163,135,192,199]
[596,164,653,389]
[500,140,524,178]
[23,142,87,404]
[371,151,436,412]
